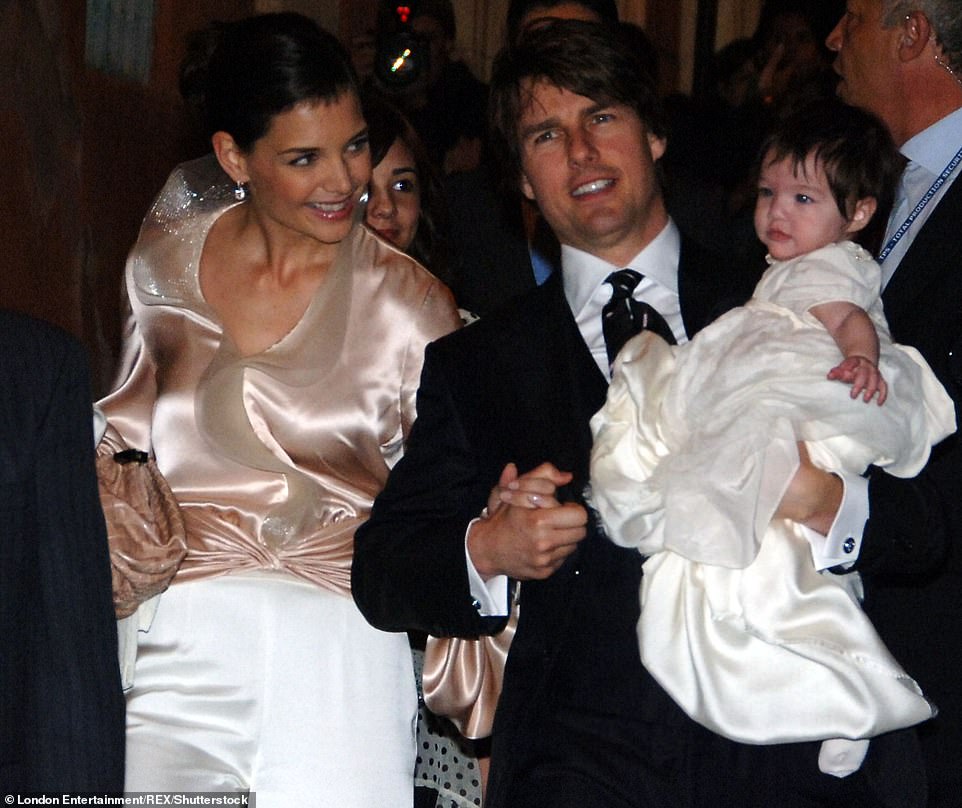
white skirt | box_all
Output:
[125,570,417,807]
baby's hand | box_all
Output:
[827,355,888,405]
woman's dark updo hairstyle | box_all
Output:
[179,12,360,151]
[361,89,451,284]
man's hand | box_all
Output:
[470,462,587,581]
[775,443,843,535]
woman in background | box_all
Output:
[363,90,484,808]
[98,14,460,805]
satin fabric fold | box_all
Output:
[97,155,461,594]
[589,242,954,747]
[423,592,519,739]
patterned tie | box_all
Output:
[602,269,676,366]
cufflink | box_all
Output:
[471,598,482,611]
[843,537,856,554]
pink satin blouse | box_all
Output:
[98,156,461,595]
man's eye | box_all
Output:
[348,135,370,154]
[533,130,557,145]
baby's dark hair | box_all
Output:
[758,98,904,221]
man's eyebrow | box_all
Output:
[519,116,560,141]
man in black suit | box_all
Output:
[827,3,962,805]
[0,310,125,792]
[354,20,919,807]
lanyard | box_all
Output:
[878,144,962,263]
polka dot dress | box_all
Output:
[412,648,483,807]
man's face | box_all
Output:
[517,80,667,267]
[825,0,902,131]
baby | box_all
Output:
[589,98,955,776]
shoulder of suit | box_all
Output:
[429,279,558,356]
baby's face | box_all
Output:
[754,152,853,261]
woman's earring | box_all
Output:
[234,181,247,201]
[359,188,370,205]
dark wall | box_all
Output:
[0,1,254,395]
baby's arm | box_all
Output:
[809,300,888,405]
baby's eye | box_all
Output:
[757,187,773,198]
[795,194,813,204]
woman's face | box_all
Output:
[365,138,422,252]
[240,93,371,247]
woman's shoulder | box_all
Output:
[346,226,460,330]
[353,226,451,296]
[141,156,236,236]
[127,156,238,308]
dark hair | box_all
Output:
[505,0,619,44]
[752,0,839,53]
[179,12,359,151]
[410,0,457,41]
[362,91,451,281]
[489,19,664,187]
[758,98,904,220]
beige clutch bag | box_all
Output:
[96,450,187,619]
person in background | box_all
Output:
[363,91,451,287]
[363,91,484,808]
[826,2,962,804]
[371,0,488,177]
[98,13,460,805]
[0,309,125,793]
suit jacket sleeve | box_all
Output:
[855,179,962,579]
[352,338,508,638]
[3,317,126,792]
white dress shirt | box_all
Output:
[564,221,687,378]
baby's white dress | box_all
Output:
[589,241,955,760]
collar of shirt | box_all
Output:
[562,219,684,378]
[901,105,962,174]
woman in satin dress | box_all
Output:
[97,13,460,805]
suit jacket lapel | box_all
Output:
[495,273,606,491]
[883,177,962,327]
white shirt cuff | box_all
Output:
[801,470,869,570]
[464,517,510,616]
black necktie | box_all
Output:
[602,269,676,366]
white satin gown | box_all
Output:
[590,241,954,759]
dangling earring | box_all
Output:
[359,188,370,205]
[234,181,248,201]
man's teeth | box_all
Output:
[572,179,613,196]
